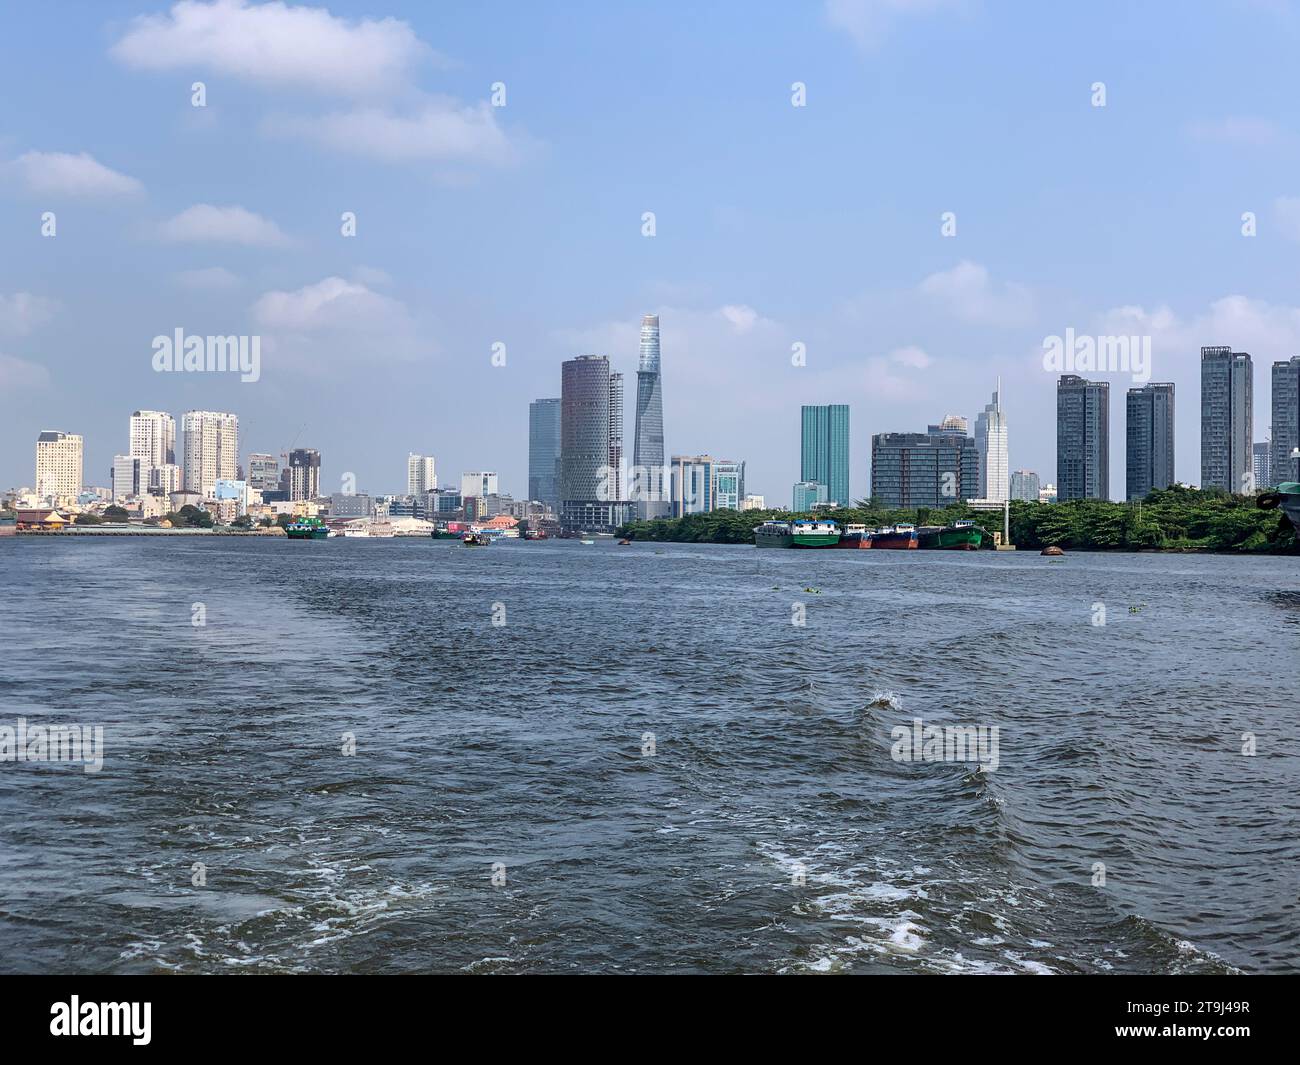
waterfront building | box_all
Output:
[801,404,850,506]
[247,452,279,493]
[460,472,499,500]
[1009,469,1040,502]
[559,355,631,531]
[1272,356,1300,484]
[608,372,624,501]
[528,398,562,512]
[792,480,828,511]
[632,314,667,518]
[740,494,766,511]
[407,454,436,497]
[1126,382,1175,501]
[181,411,238,499]
[974,381,1009,502]
[213,478,253,517]
[285,448,321,501]
[111,455,140,500]
[1200,346,1253,493]
[1056,375,1109,501]
[129,410,176,470]
[35,430,83,502]
[667,455,744,516]
[870,424,980,508]
[330,492,373,518]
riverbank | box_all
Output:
[620,486,1300,553]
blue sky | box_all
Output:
[4,0,1300,501]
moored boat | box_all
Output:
[1258,482,1300,535]
[872,523,918,549]
[918,519,983,550]
[791,519,840,548]
[836,523,873,548]
[755,520,794,548]
[285,516,329,540]
[462,532,491,546]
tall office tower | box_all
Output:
[1200,346,1253,492]
[407,454,436,496]
[711,459,745,510]
[608,371,624,501]
[285,448,321,501]
[460,471,499,499]
[246,452,279,493]
[1056,375,1109,501]
[182,411,238,499]
[129,410,176,468]
[528,398,562,509]
[111,455,140,500]
[870,426,980,507]
[974,380,1009,501]
[559,355,629,531]
[1271,356,1300,484]
[1253,441,1273,490]
[1125,382,1175,501]
[1009,470,1041,501]
[801,404,850,506]
[632,314,667,517]
[35,430,83,502]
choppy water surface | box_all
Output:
[1,537,1297,974]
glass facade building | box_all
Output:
[870,428,979,508]
[528,398,561,509]
[1125,382,1175,501]
[801,404,850,506]
[560,355,629,531]
[632,314,667,517]
[1271,356,1300,485]
[792,480,828,511]
[1009,469,1040,502]
[1056,375,1109,501]
[1200,346,1252,493]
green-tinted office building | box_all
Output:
[800,405,850,506]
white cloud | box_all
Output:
[110,0,433,98]
[159,204,290,246]
[174,266,242,289]
[889,345,932,368]
[1186,116,1285,147]
[919,260,1034,327]
[0,353,50,390]
[0,292,57,335]
[719,304,763,333]
[4,150,142,198]
[825,0,962,51]
[264,100,514,166]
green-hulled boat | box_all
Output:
[917,519,984,550]
[791,519,840,548]
[285,516,329,540]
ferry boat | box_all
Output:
[836,523,873,549]
[755,520,794,548]
[872,523,918,549]
[462,531,491,546]
[522,528,549,541]
[791,519,840,548]
[285,516,329,540]
[917,519,983,550]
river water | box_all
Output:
[2,536,1297,973]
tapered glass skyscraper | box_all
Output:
[632,314,666,517]
[800,404,850,506]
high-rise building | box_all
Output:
[632,314,667,518]
[285,448,321,501]
[712,460,745,510]
[792,481,828,511]
[974,381,1009,502]
[1125,382,1175,501]
[1009,469,1040,502]
[1200,346,1252,493]
[460,471,499,499]
[1253,441,1273,490]
[129,411,176,468]
[407,454,436,496]
[35,430,83,502]
[111,455,140,500]
[148,464,181,496]
[1271,356,1300,485]
[608,371,624,502]
[1056,375,1109,501]
[528,398,562,509]
[870,426,980,508]
[666,455,745,516]
[247,452,279,493]
[559,355,629,531]
[182,411,238,499]
[801,405,850,506]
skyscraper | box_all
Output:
[1253,441,1273,490]
[247,452,279,494]
[285,448,321,501]
[1200,346,1252,493]
[870,426,980,507]
[608,371,624,502]
[34,431,82,502]
[182,411,239,499]
[559,355,628,531]
[1009,470,1040,502]
[1125,382,1175,501]
[1056,375,1109,501]
[974,380,1008,501]
[528,398,561,509]
[632,314,667,518]
[801,404,850,506]
[407,454,436,496]
[1271,355,1300,485]
[667,455,745,516]
[129,410,176,469]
